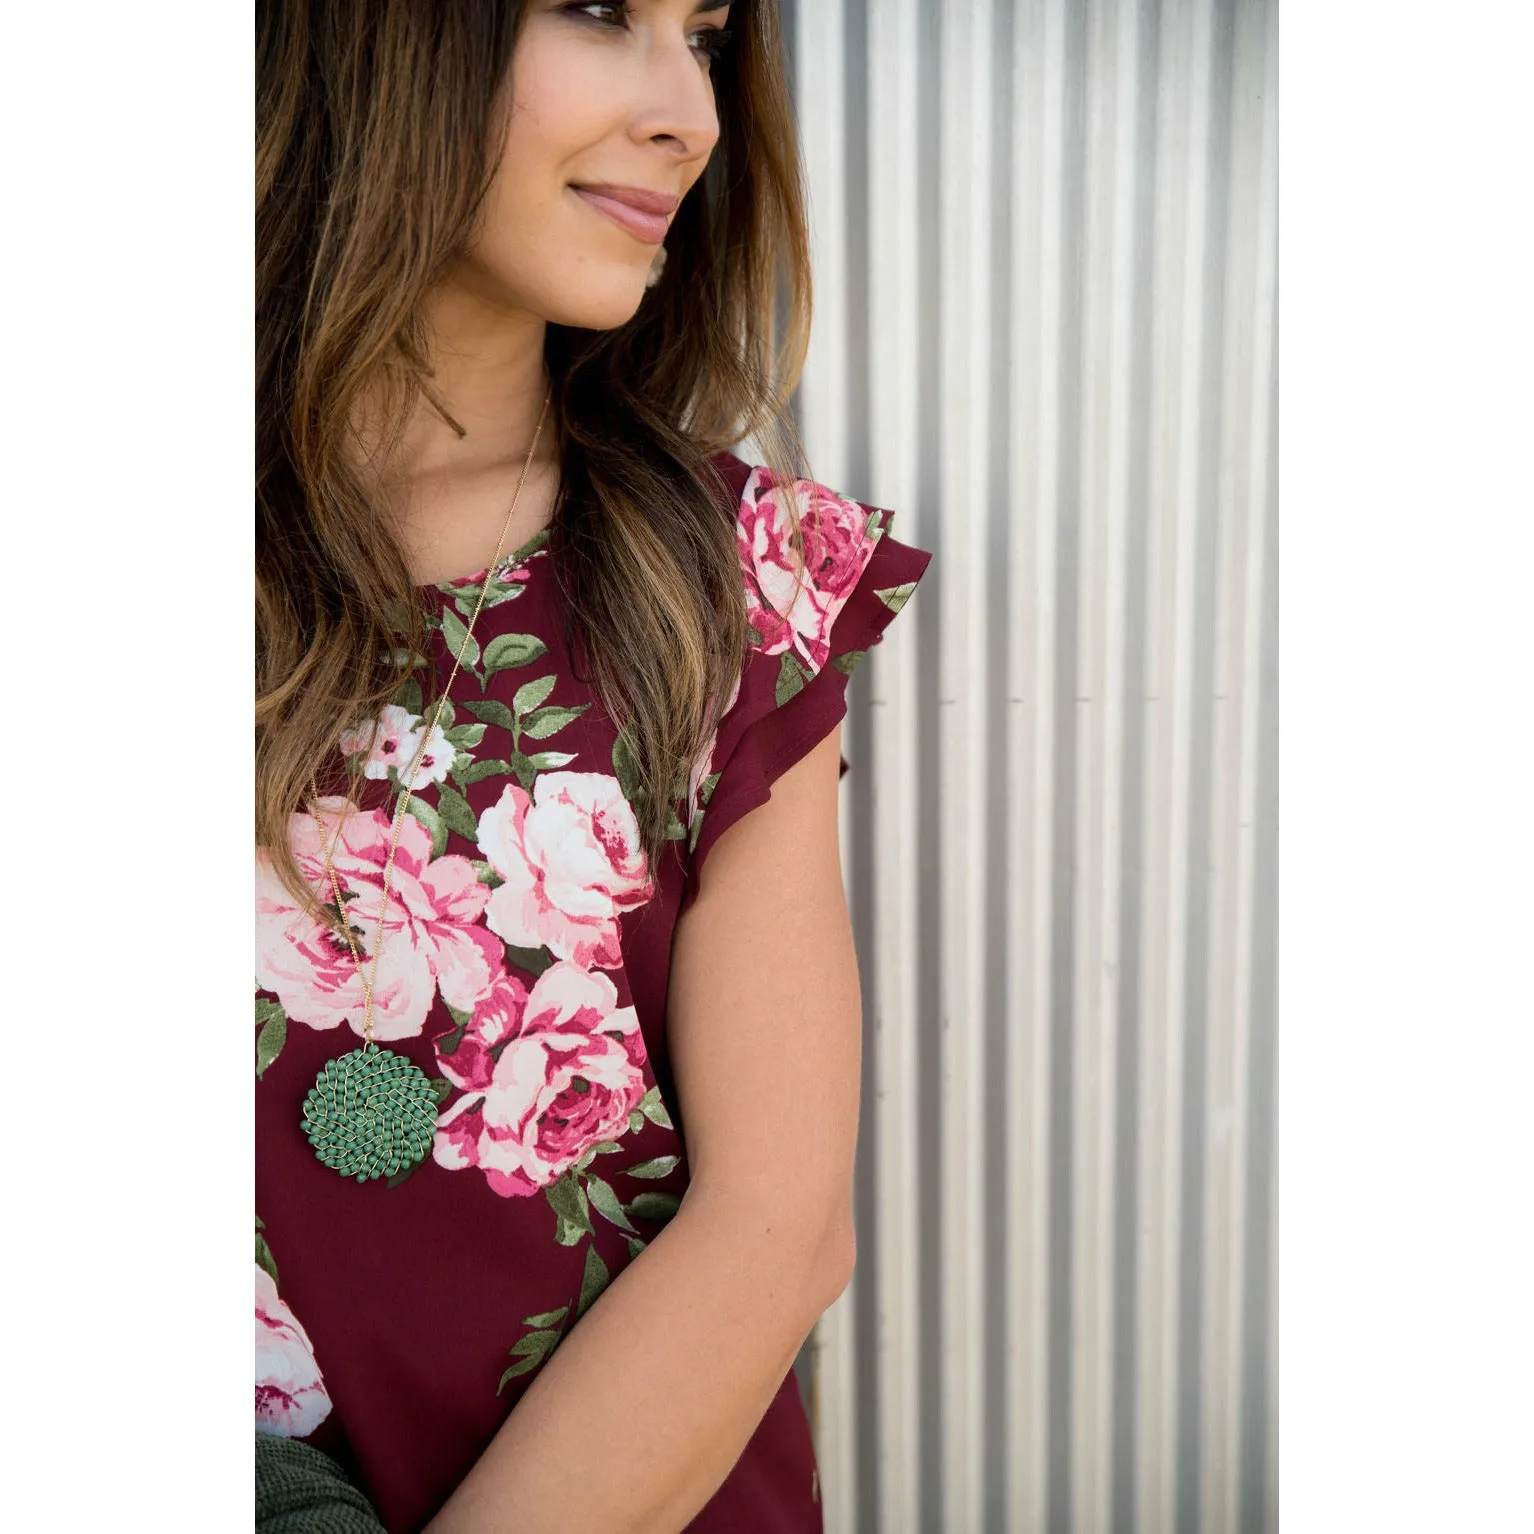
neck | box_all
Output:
[360,277,563,585]
[395,279,554,477]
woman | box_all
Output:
[255,3,929,1530]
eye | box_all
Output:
[691,25,734,66]
[563,4,735,67]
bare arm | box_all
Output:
[424,724,862,1534]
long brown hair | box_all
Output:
[257,0,813,910]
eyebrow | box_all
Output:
[690,2,732,13]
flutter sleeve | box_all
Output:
[678,460,932,914]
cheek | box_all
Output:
[459,36,648,309]
[498,28,622,206]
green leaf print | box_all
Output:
[255,1218,280,1286]
[497,1356,541,1390]
[471,859,506,889]
[575,1244,611,1321]
[637,1085,674,1131]
[663,804,688,842]
[553,1214,587,1247]
[585,1175,637,1233]
[545,1173,594,1237]
[503,943,555,979]
[623,1156,680,1180]
[523,750,577,772]
[521,704,589,740]
[439,607,480,671]
[512,674,558,717]
[405,797,448,858]
[522,1305,571,1329]
[685,772,723,853]
[508,751,539,791]
[460,758,514,786]
[463,699,518,736]
[453,572,528,619]
[435,1006,471,1057]
[611,730,641,805]
[874,581,917,616]
[497,1329,562,1392]
[475,581,526,613]
[775,652,810,707]
[626,1237,647,1260]
[434,783,479,843]
[626,1192,682,1226]
[255,997,287,1079]
[383,646,430,671]
[628,1109,645,1135]
[832,649,868,677]
[429,1078,453,1107]
[745,623,765,647]
[508,1330,561,1358]
[483,633,548,675]
[444,723,487,750]
[391,677,425,716]
[864,506,889,543]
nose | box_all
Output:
[626,33,722,167]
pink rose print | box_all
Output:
[338,704,421,781]
[255,798,503,1041]
[433,962,647,1197]
[255,1265,332,1438]
[339,705,452,787]
[738,467,879,673]
[431,972,531,1094]
[476,773,652,970]
[408,721,454,786]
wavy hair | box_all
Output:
[257,0,813,910]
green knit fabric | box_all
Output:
[255,1431,389,1532]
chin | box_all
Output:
[537,279,649,332]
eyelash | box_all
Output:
[563,3,735,66]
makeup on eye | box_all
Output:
[560,2,735,66]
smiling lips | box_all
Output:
[570,182,678,245]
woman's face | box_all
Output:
[451,0,733,331]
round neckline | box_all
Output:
[417,525,553,597]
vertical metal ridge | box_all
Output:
[982,3,1022,1526]
[790,1,854,1524]
[936,1,995,1528]
[1248,39,1280,1526]
[912,1,947,1523]
[1003,2,1067,1528]
[1177,1,1235,1527]
[792,0,848,490]
[1070,3,1141,1529]
[1199,2,1276,1529]
[1136,2,1216,1530]
[861,0,923,1526]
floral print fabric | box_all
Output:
[254,453,930,1533]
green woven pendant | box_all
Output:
[302,1043,439,1183]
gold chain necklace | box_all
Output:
[299,389,552,1183]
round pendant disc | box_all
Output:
[302,1044,439,1183]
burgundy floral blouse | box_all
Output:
[254,451,931,1532]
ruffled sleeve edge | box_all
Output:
[677,493,931,915]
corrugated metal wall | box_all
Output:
[780,3,1278,1531]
